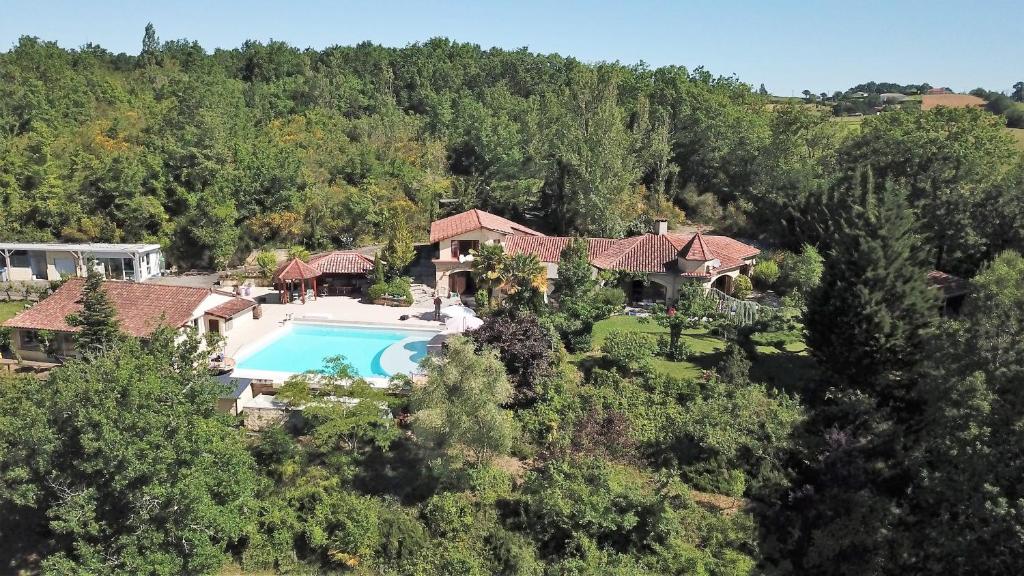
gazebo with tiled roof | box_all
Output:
[272,258,322,304]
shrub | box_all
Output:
[387,277,413,303]
[657,334,693,361]
[0,327,12,354]
[475,288,490,310]
[601,331,657,374]
[779,244,823,295]
[733,275,752,299]
[1005,106,1024,129]
[255,250,278,278]
[751,260,780,289]
[422,492,475,538]
[550,311,593,353]
[287,245,310,262]
[592,286,626,312]
[367,282,389,301]
[470,312,554,405]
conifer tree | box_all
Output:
[805,173,937,400]
[66,267,121,355]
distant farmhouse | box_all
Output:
[0,242,164,282]
[879,93,909,104]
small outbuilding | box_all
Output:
[308,251,375,296]
[272,258,322,304]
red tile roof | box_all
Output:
[205,297,256,319]
[430,209,545,243]
[272,258,322,282]
[502,236,619,263]
[927,270,969,297]
[503,232,758,277]
[2,278,211,337]
[680,232,715,261]
[308,251,375,275]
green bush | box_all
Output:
[475,288,490,309]
[287,245,310,262]
[255,250,278,278]
[751,260,780,289]
[601,331,657,374]
[733,274,752,299]
[387,277,413,303]
[422,492,475,538]
[367,282,389,301]
[657,334,693,361]
[779,244,823,295]
[550,312,594,353]
[0,327,12,354]
[592,286,626,311]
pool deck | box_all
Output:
[222,288,452,384]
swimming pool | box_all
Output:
[235,323,435,379]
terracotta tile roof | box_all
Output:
[679,232,715,261]
[272,258,322,282]
[502,236,619,262]
[430,209,545,243]
[308,251,375,275]
[927,270,969,297]
[2,278,210,337]
[205,297,256,319]
[591,233,758,275]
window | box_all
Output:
[20,330,40,347]
[451,240,479,259]
[9,250,29,268]
[208,319,220,334]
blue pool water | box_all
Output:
[236,323,431,377]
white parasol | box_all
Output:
[439,304,477,318]
[445,315,484,333]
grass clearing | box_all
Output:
[580,314,818,393]
[1008,128,1024,151]
[0,301,28,324]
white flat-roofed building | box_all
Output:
[0,242,164,282]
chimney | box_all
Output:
[654,218,668,235]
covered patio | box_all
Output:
[272,258,322,304]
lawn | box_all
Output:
[586,315,725,379]
[0,301,27,324]
[1008,128,1024,151]
[580,314,818,393]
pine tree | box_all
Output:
[66,267,121,355]
[805,173,937,401]
[768,174,940,573]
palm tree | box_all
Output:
[500,253,546,311]
[471,243,505,298]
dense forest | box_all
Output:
[2,26,1024,575]
[3,26,1022,274]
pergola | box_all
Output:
[272,258,322,304]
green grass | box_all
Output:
[580,314,818,392]
[1008,128,1024,151]
[0,301,27,324]
[583,315,726,380]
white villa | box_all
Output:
[430,209,759,303]
[0,242,164,283]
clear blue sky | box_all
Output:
[2,0,1021,95]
